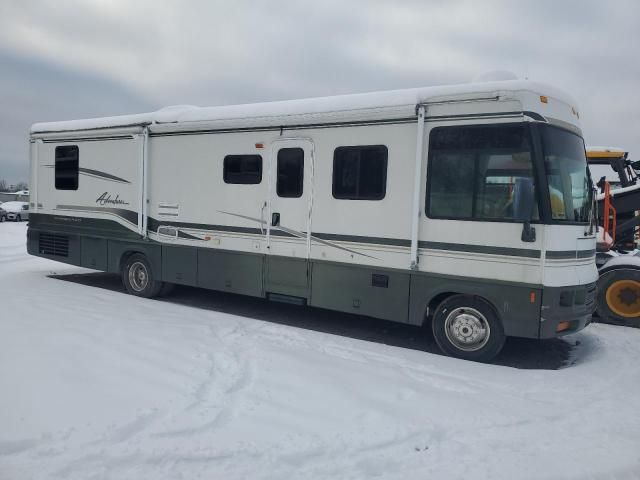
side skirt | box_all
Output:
[27,227,546,338]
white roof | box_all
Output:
[31,79,575,134]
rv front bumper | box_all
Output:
[539,282,597,338]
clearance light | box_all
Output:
[540,95,548,104]
[530,292,536,303]
[556,321,571,333]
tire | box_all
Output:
[16,215,21,222]
[122,253,163,298]
[432,295,506,362]
[0,215,4,223]
[596,269,640,325]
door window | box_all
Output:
[276,148,304,198]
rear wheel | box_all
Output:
[432,295,506,362]
[596,269,640,325]
[15,215,21,222]
[122,253,163,298]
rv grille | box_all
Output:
[39,233,69,257]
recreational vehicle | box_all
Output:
[28,80,598,361]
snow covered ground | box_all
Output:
[1,222,639,480]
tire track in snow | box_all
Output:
[152,323,255,439]
[103,410,160,444]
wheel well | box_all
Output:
[424,292,457,326]
[423,292,501,327]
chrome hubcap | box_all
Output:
[444,307,491,352]
[128,261,149,292]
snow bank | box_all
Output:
[1,222,639,479]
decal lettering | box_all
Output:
[96,192,130,206]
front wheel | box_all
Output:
[432,295,506,362]
[15,215,21,222]
[122,253,163,298]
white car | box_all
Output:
[2,201,30,221]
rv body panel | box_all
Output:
[31,132,143,237]
[28,80,595,342]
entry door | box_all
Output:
[265,139,314,297]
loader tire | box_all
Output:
[596,269,640,326]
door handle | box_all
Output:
[271,212,280,227]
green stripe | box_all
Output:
[56,205,138,225]
[418,241,541,259]
[311,232,410,247]
[30,213,589,262]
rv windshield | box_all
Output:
[540,125,592,223]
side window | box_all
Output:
[426,125,538,221]
[223,155,262,184]
[276,148,304,198]
[332,145,388,200]
[55,145,79,190]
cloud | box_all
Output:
[0,49,153,183]
[0,0,639,183]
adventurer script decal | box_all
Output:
[96,192,130,206]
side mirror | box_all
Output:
[513,177,536,243]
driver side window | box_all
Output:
[426,124,539,221]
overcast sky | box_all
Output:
[0,0,638,184]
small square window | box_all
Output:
[223,155,262,184]
[332,145,387,200]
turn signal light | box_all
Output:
[556,321,571,333]
[540,95,548,104]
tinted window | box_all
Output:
[277,148,304,198]
[541,126,591,223]
[333,145,387,200]
[55,145,79,190]
[426,125,538,221]
[223,155,262,184]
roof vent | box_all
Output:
[154,105,199,124]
